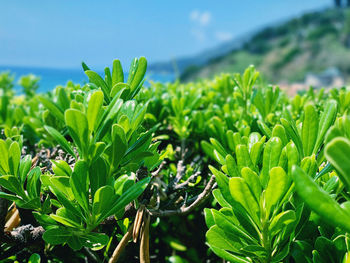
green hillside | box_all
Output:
[181,8,350,83]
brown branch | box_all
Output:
[148,175,216,217]
[108,223,134,263]
[151,161,166,178]
[174,171,201,190]
[139,213,150,263]
[174,160,185,184]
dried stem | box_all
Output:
[108,223,134,263]
[148,175,216,217]
[139,213,150,263]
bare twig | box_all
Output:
[133,205,145,242]
[139,213,150,263]
[174,171,201,190]
[4,207,20,231]
[151,161,166,178]
[174,160,185,184]
[108,223,134,263]
[148,175,216,217]
[166,160,186,193]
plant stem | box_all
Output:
[261,218,271,263]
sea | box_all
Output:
[0,65,175,93]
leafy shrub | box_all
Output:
[1,58,350,262]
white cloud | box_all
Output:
[190,10,211,26]
[191,29,206,42]
[190,10,200,21]
[215,31,233,42]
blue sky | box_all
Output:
[0,0,331,69]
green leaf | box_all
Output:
[212,209,257,244]
[212,189,231,208]
[286,142,299,175]
[236,144,254,172]
[0,139,9,174]
[51,210,82,228]
[229,177,259,224]
[261,137,283,188]
[325,137,350,191]
[67,234,83,251]
[95,99,123,142]
[257,120,272,138]
[28,253,41,263]
[0,191,22,202]
[44,126,76,158]
[249,137,265,167]
[42,227,71,245]
[101,177,150,222]
[265,167,289,215]
[114,174,134,196]
[27,167,41,199]
[70,160,89,212]
[292,165,350,233]
[33,211,58,227]
[104,67,112,88]
[241,167,261,202]
[0,175,25,196]
[80,232,109,249]
[206,225,241,253]
[48,176,84,219]
[51,160,72,177]
[269,210,296,236]
[272,124,288,146]
[302,103,318,156]
[92,185,117,223]
[57,87,70,110]
[204,208,215,228]
[8,141,20,176]
[110,83,129,98]
[85,70,110,103]
[89,142,106,163]
[281,117,303,157]
[210,138,228,158]
[82,61,90,71]
[65,109,89,156]
[19,155,32,184]
[89,157,108,199]
[112,59,124,86]
[225,154,240,177]
[129,57,147,93]
[211,245,251,263]
[209,165,235,205]
[87,90,104,134]
[38,95,65,123]
[16,197,41,209]
[49,176,74,200]
[313,100,337,154]
[110,124,127,170]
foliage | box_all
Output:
[1,58,350,263]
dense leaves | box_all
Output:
[1,60,350,263]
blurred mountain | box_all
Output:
[169,8,350,84]
[148,30,254,75]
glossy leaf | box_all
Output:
[65,109,89,156]
[292,165,350,233]
[325,137,350,191]
[44,126,76,158]
[87,90,104,133]
[302,103,318,156]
